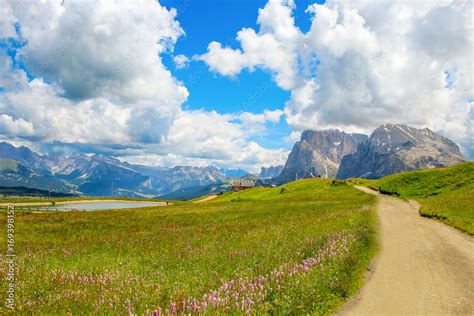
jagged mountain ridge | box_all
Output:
[259,165,283,179]
[0,158,73,192]
[0,142,236,197]
[275,129,368,183]
[336,124,467,179]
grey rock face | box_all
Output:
[259,165,284,179]
[336,124,467,179]
[276,130,368,183]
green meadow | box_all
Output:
[370,162,474,235]
[0,179,376,315]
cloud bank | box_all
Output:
[0,0,288,172]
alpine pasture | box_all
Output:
[0,179,376,314]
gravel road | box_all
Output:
[342,186,474,315]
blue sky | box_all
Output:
[159,0,322,150]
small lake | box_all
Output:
[37,201,167,211]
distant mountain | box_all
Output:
[219,168,249,178]
[259,165,283,179]
[336,124,467,179]
[0,158,73,193]
[159,182,229,200]
[160,171,263,200]
[275,130,368,183]
[0,142,48,171]
[0,142,237,197]
[0,143,157,197]
[140,165,228,195]
[70,156,154,197]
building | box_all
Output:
[230,179,255,192]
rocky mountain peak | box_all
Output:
[275,129,368,183]
[259,165,283,179]
[337,124,466,179]
[369,124,450,155]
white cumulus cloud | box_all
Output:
[200,0,303,90]
[173,54,190,69]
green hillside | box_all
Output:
[371,162,474,234]
[215,178,351,202]
[0,178,376,315]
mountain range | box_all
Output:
[0,124,467,198]
[0,142,241,198]
[275,124,466,184]
[275,130,368,183]
[336,124,466,179]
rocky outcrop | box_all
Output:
[275,130,368,183]
[259,165,283,179]
[336,124,466,179]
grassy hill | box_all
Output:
[370,162,474,234]
[0,178,376,314]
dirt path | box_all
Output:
[192,195,218,203]
[342,186,474,315]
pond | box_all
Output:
[36,201,167,211]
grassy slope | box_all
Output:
[0,179,376,315]
[370,162,474,235]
